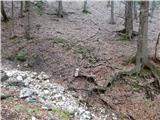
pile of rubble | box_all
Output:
[1,69,96,120]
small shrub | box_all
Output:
[16,50,27,61]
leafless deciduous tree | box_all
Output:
[1,1,9,22]
[125,1,133,40]
[20,1,24,17]
[25,1,30,40]
[133,1,137,20]
[136,1,149,72]
[149,1,156,22]
[107,0,111,7]
[109,1,116,24]
[83,0,88,13]
[57,0,63,17]
[24,1,28,12]
[11,0,15,38]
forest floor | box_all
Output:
[1,1,160,120]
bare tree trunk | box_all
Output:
[24,1,28,12]
[20,1,24,17]
[11,0,15,38]
[109,1,116,24]
[107,0,111,7]
[149,1,156,22]
[57,0,63,17]
[125,1,133,40]
[25,1,30,40]
[136,1,149,72]
[1,1,9,22]
[133,1,137,20]
[83,0,88,13]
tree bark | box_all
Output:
[149,1,156,22]
[125,1,133,40]
[107,0,111,7]
[136,1,149,72]
[25,1,30,40]
[57,0,63,17]
[11,0,15,38]
[24,1,28,12]
[133,1,137,20]
[109,1,116,24]
[1,1,9,22]
[83,0,88,13]
[20,1,24,17]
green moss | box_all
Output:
[27,53,39,67]
[117,33,130,41]
[74,45,99,64]
[16,50,27,61]
[52,37,75,51]
[15,104,39,115]
[131,81,141,92]
[53,37,66,44]
[52,108,70,120]
[26,108,39,114]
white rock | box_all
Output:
[17,75,23,81]
[44,90,50,95]
[6,71,13,77]
[67,106,77,115]
[20,88,34,98]
[80,111,92,120]
[54,94,62,100]
[112,113,117,120]
[75,68,80,77]
[32,116,36,120]
[43,74,49,80]
[78,107,85,115]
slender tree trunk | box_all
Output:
[83,0,88,13]
[1,1,9,22]
[20,1,24,17]
[57,0,63,17]
[25,1,30,40]
[11,0,15,38]
[133,1,137,20]
[149,1,156,22]
[107,0,111,7]
[109,1,116,24]
[24,1,28,12]
[136,1,149,71]
[125,1,133,40]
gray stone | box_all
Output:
[80,111,92,120]
[8,80,25,87]
[6,71,14,77]
[1,70,9,82]
[44,90,50,95]
[31,116,36,120]
[26,96,37,103]
[16,75,23,81]
[20,88,34,98]
[42,102,53,110]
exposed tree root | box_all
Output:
[73,73,98,85]
[116,28,139,38]
[91,60,160,94]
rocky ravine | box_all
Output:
[1,69,117,120]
